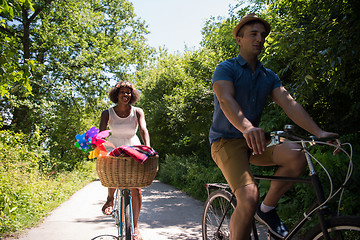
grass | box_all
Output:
[0,160,97,238]
[0,130,98,238]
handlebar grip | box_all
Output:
[269,126,340,143]
[312,134,340,142]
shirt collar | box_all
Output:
[236,54,265,71]
[236,54,248,67]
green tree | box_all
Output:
[261,0,360,134]
[0,0,36,115]
[136,49,217,162]
[1,0,152,170]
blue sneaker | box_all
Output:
[255,206,289,238]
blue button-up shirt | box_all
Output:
[209,55,282,144]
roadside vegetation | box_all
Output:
[0,130,97,237]
[1,0,359,238]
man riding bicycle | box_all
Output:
[209,13,337,239]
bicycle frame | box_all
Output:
[207,138,351,240]
[252,175,331,239]
[252,139,342,240]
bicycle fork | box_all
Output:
[119,189,135,238]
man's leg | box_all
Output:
[131,188,143,240]
[264,142,307,206]
[254,142,307,238]
[211,138,258,239]
[231,184,259,240]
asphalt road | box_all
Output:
[10,180,204,240]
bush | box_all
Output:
[0,130,97,237]
[157,154,225,201]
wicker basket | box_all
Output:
[96,155,159,188]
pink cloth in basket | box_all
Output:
[109,145,157,164]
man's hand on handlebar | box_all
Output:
[315,131,338,140]
[316,131,341,155]
[243,127,266,155]
[243,126,341,155]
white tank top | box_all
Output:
[106,106,141,150]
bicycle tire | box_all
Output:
[202,189,236,240]
[123,190,132,240]
[91,234,119,240]
[305,216,360,240]
[114,189,122,237]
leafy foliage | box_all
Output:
[137,50,216,162]
[1,0,152,171]
[262,0,360,134]
[1,1,152,235]
[0,130,97,236]
[157,154,225,201]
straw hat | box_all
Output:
[232,13,271,38]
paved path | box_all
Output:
[11,180,203,240]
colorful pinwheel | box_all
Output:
[75,127,115,158]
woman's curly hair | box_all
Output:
[108,81,140,104]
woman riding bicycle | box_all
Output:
[99,81,150,240]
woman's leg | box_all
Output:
[131,188,142,240]
[102,187,116,214]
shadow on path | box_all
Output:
[138,180,203,240]
[8,180,203,240]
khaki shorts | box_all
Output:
[211,138,276,192]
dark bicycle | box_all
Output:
[202,125,360,240]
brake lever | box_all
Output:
[333,139,341,155]
[310,135,341,155]
[266,131,283,148]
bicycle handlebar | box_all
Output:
[266,125,340,148]
[266,126,352,217]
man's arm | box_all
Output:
[213,80,267,154]
[271,86,336,138]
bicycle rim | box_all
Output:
[202,190,236,240]
[305,216,360,240]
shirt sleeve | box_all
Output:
[212,61,234,84]
[266,68,282,90]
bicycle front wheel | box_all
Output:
[305,216,360,240]
[202,189,236,240]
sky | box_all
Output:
[130,0,238,53]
